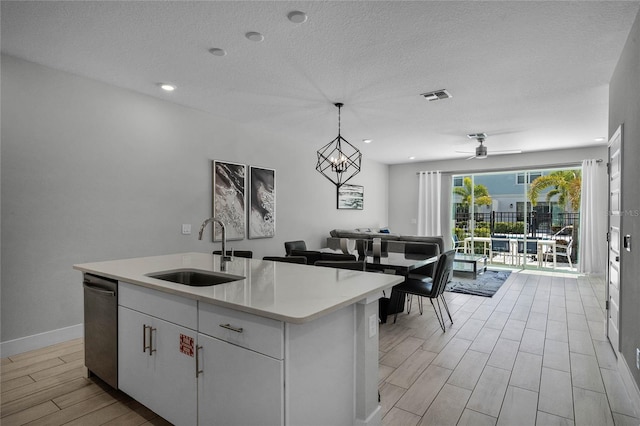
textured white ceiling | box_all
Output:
[2,1,639,164]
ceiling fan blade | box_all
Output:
[466,155,476,160]
[491,149,522,155]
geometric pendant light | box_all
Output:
[316,103,362,187]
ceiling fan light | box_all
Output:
[476,144,487,159]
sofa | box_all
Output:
[326,228,446,254]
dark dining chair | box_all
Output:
[320,253,357,262]
[212,250,253,259]
[391,250,455,331]
[404,242,439,279]
[289,249,322,265]
[262,256,307,264]
[284,240,307,256]
[314,260,366,271]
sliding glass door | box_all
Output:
[452,167,580,272]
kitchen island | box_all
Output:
[74,252,403,426]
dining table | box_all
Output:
[319,248,438,275]
[319,248,439,320]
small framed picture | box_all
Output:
[337,184,364,210]
[212,160,246,241]
[249,166,276,239]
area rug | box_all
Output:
[445,270,511,297]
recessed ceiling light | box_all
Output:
[287,11,308,24]
[408,156,416,160]
[209,48,227,57]
[363,139,372,144]
[245,32,264,42]
[158,83,176,92]
[594,137,606,142]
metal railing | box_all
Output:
[454,211,579,240]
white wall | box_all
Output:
[609,7,640,392]
[388,146,608,236]
[0,55,389,346]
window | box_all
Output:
[516,172,542,184]
[453,176,463,187]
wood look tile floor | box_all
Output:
[379,270,640,426]
[0,339,169,425]
[1,271,639,425]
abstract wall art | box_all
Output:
[337,184,364,210]
[212,160,246,241]
[249,166,276,239]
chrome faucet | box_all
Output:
[198,217,231,263]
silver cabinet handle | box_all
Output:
[143,324,156,356]
[83,282,115,297]
[219,323,243,333]
[148,326,157,356]
[143,324,149,353]
[195,345,203,378]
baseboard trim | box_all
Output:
[619,351,640,417]
[0,324,83,358]
[355,405,381,426]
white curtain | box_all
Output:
[579,159,606,274]
[417,171,442,237]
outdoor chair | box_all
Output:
[391,250,455,331]
[284,240,307,256]
[517,240,538,266]
[452,235,465,253]
[263,256,307,264]
[547,237,573,269]
[490,238,513,265]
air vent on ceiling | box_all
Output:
[421,89,452,101]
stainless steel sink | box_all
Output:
[146,269,244,286]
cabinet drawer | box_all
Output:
[119,282,197,330]
[199,303,284,359]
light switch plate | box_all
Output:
[369,314,377,338]
[181,224,191,235]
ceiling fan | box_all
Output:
[456,133,522,160]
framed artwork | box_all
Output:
[212,160,246,241]
[249,166,276,239]
[337,184,364,210]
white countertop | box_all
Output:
[74,252,403,324]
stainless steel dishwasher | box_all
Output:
[83,273,118,389]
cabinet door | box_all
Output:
[119,307,197,425]
[198,333,283,426]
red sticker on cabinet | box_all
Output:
[180,334,194,357]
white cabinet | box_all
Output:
[198,301,284,426]
[118,282,198,426]
[197,333,283,426]
[118,282,284,426]
[118,306,198,426]
[116,280,365,426]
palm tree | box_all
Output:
[528,170,581,211]
[453,177,492,208]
